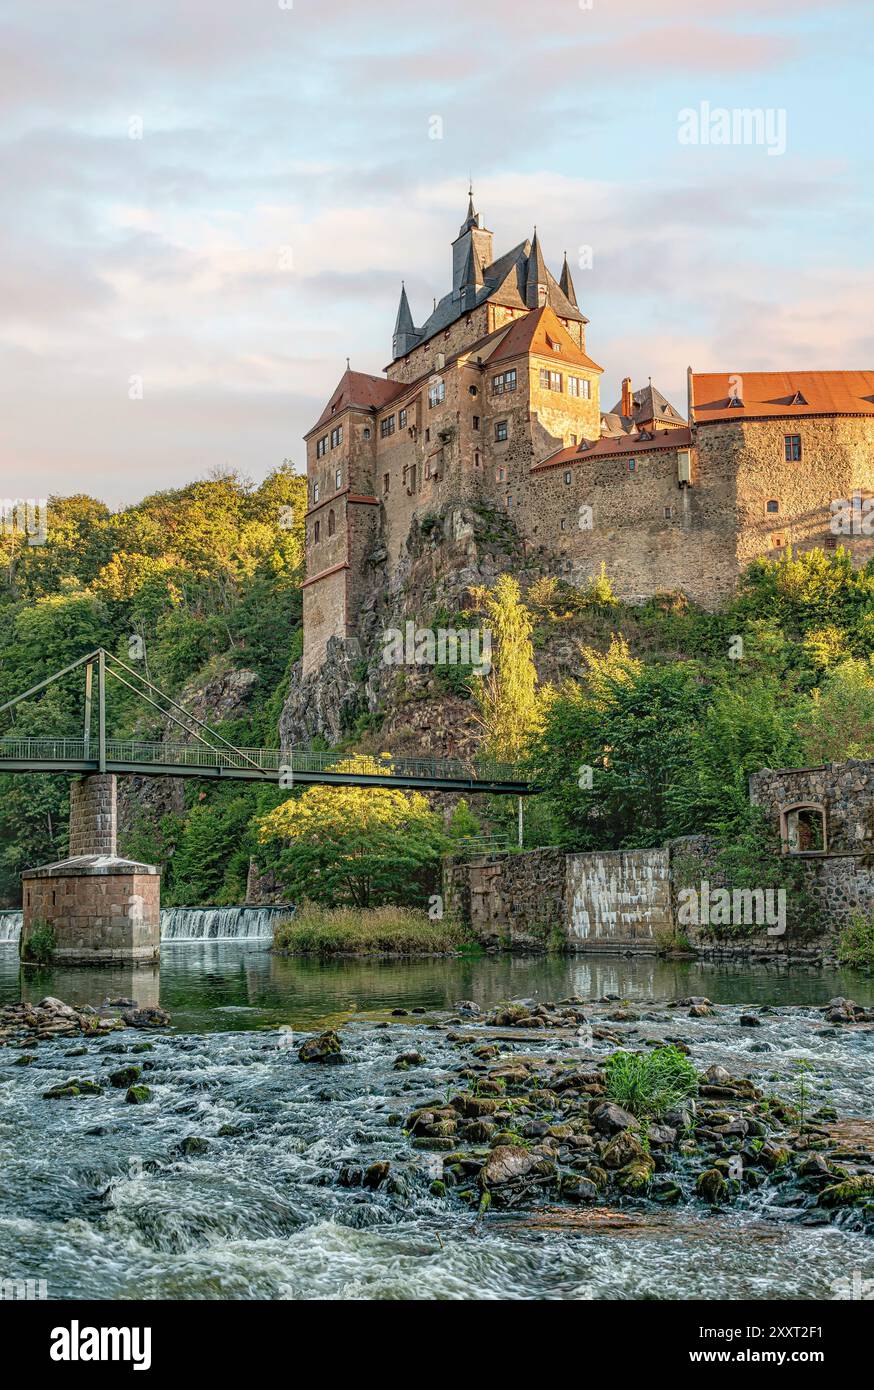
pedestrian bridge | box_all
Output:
[0,649,533,796]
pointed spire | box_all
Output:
[461,238,483,290]
[559,250,578,308]
[525,229,548,308]
[392,281,421,361]
[393,281,414,337]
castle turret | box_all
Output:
[559,251,578,308]
[525,229,548,308]
[451,187,493,296]
[392,282,421,360]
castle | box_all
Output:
[302,193,874,675]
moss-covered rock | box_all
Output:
[818,1175,874,1208]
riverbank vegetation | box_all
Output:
[837,914,874,971]
[3,475,874,925]
[273,903,475,955]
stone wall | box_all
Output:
[69,774,117,857]
[566,849,671,949]
[750,760,874,854]
[21,859,161,964]
[446,849,565,950]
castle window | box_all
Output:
[380,415,396,438]
[539,368,562,392]
[506,495,513,508]
[492,370,516,395]
[335,468,342,489]
[327,509,336,537]
[564,471,572,485]
[314,520,320,543]
[771,533,785,549]
[316,436,327,458]
[496,466,506,482]
[784,434,802,462]
[330,425,342,449]
[363,427,371,440]
[780,803,827,854]
[628,459,636,471]
[383,473,390,495]
[664,506,673,519]
[495,420,508,442]
[473,415,480,431]
[568,376,591,399]
[428,380,445,408]
[313,483,320,503]
[425,428,430,443]
[469,385,478,397]
[399,408,407,429]
[766,499,779,513]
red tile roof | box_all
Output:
[692,371,874,423]
[487,306,603,373]
[308,369,406,435]
[533,426,691,471]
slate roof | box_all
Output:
[606,383,686,433]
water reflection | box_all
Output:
[2,942,872,1033]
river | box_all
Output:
[1,941,873,1300]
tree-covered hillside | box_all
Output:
[0,469,305,904]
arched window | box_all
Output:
[327,509,336,537]
[780,803,827,854]
[766,499,779,513]
[314,520,320,544]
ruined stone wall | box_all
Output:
[749,760,874,854]
[445,849,566,950]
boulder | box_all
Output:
[603,1129,647,1170]
[696,1168,728,1203]
[615,1156,655,1193]
[298,1029,344,1064]
[121,1007,171,1030]
[590,1101,637,1135]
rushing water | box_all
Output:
[1,941,873,1300]
[0,904,286,948]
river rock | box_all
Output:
[615,1155,655,1192]
[479,1145,555,1190]
[603,1129,647,1170]
[298,1029,344,1063]
[696,1168,728,1203]
[108,1065,141,1088]
[121,1007,171,1030]
[818,1174,874,1208]
[590,1101,637,1135]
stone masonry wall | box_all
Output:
[566,850,672,950]
[749,760,874,853]
[69,774,117,857]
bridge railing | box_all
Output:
[0,736,527,786]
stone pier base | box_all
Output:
[21,773,161,965]
[21,857,161,965]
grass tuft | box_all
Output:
[273,903,476,956]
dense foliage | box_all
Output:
[0,470,305,904]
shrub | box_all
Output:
[273,902,475,956]
[21,920,56,965]
[836,914,874,972]
[604,1045,699,1118]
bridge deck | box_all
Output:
[0,737,533,795]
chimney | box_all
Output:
[621,377,634,421]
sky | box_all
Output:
[1,0,872,506]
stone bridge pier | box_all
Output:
[20,773,161,966]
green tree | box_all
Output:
[256,756,448,907]
[472,574,540,760]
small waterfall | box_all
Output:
[0,906,290,946]
[0,911,22,943]
[159,905,290,942]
